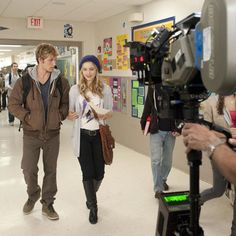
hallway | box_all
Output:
[0,109,233,236]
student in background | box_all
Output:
[140,83,179,199]
[68,55,112,224]
[1,74,7,110]
[5,62,20,125]
[0,74,4,111]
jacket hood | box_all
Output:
[28,65,61,83]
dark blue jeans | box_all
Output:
[8,112,15,123]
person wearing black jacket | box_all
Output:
[140,83,179,199]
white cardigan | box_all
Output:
[69,84,113,157]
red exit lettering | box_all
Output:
[31,18,41,27]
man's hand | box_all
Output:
[182,123,221,153]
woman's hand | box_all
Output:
[67,111,79,120]
[97,111,112,120]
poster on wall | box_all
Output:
[131,80,145,118]
[121,79,127,113]
[132,16,175,42]
[110,77,121,112]
[101,76,127,113]
[101,76,110,86]
[103,37,113,71]
[64,23,73,38]
[116,34,129,70]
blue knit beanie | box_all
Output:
[79,55,101,73]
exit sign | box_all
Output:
[27,17,43,29]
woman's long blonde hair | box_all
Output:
[78,65,104,101]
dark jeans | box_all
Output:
[2,91,7,109]
[8,112,15,123]
[78,131,105,181]
[21,134,60,205]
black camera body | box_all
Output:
[127,13,209,122]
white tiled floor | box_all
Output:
[0,109,233,235]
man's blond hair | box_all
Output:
[35,43,58,63]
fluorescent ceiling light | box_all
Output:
[0,49,12,52]
[0,44,22,48]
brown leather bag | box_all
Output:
[99,124,115,165]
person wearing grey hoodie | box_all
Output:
[8,43,70,220]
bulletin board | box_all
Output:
[132,16,175,42]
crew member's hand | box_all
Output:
[229,134,236,146]
[67,111,79,120]
[182,123,221,153]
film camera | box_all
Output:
[127,13,209,122]
[127,0,236,235]
[127,0,236,121]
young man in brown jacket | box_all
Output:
[8,43,70,220]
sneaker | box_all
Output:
[42,203,59,220]
[23,198,39,214]
[9,122,14,126]
[163,182,169,191]
[155,191,163,199]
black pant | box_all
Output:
[8,112,14,123]
[2,91,7,108]
[78,131,105,181]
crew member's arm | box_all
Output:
[182,123,236,185]
[210,143,236,186]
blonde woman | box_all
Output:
[68,55,113,224]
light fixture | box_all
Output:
[0,45,22,47]
[0,49,12,52]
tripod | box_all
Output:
[155,149,204,235]
[185,149,204,236]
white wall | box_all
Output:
[94,0,213,183]
[141,0,204,23]
[0,17,96,55]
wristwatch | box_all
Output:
[206,140,225,159]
